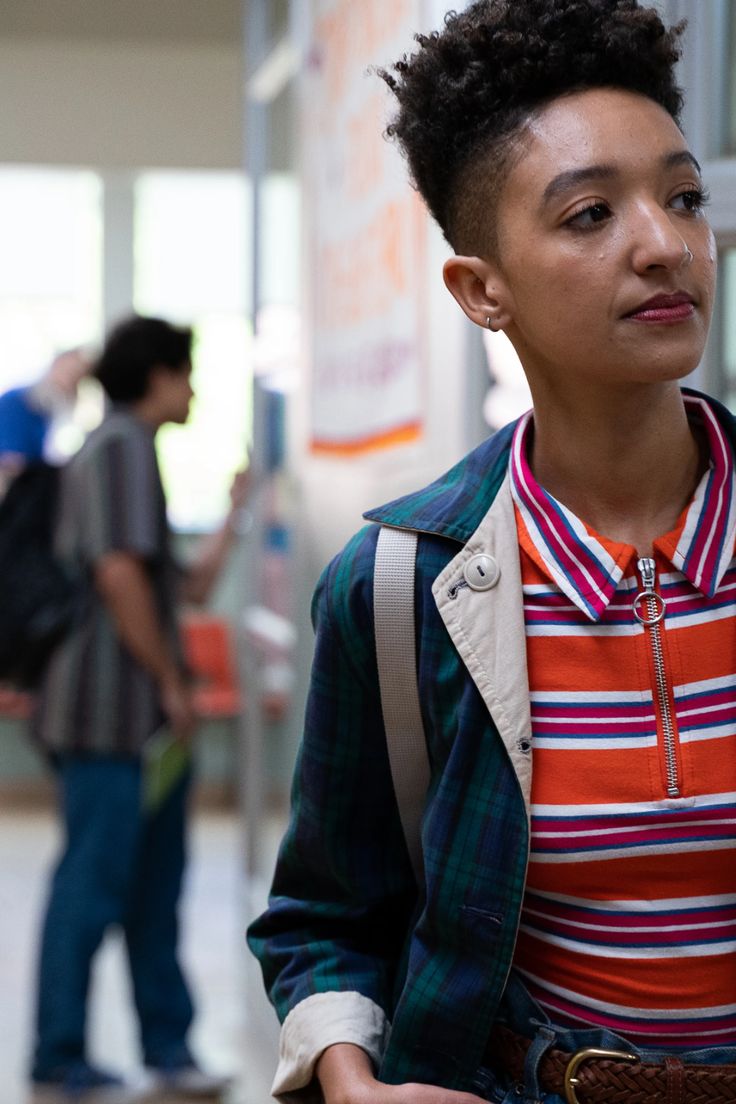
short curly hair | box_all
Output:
[380,0,685,256]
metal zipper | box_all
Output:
[633,557,679,797]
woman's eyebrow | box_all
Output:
[663,150,702,175]
[541,164,616,207]
[540,150,703,209]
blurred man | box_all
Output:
[30,315,248,1102]
[0,348,90,496]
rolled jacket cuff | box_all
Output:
[271,990,390,1102]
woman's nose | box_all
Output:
[629,205,690,274]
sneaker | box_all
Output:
[140,1064,230,1100]
[30,1061,138,1103]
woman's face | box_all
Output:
[484,87,716,395]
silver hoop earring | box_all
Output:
[486,316,498,332]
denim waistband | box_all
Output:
[484,971,736,1104]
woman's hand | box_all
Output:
[317,1044,488,1104]
[341,1083,489,1104]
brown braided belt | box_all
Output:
[487,1025,736,1104]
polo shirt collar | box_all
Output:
[509,394,736,622]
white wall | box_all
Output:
[0,36,242,169]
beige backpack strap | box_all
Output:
[373,526,429,887]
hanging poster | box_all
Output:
[305,0,427,454]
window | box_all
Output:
[722,249,736,409]
[728,2,736,155]
[134,171,253,530]
[0,167,104,458]
[0,167,102,391]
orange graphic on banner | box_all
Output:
[311,420,422,456]
[316,0,413,101]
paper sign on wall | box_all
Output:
[305,0,427,455]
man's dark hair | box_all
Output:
[95,315,193,403]
[380,0,685,256]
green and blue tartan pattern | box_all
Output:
[247,421,534,1091]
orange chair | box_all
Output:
[181,615,243,719]
[0,684,33,720]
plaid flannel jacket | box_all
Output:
[247,390,736,1096]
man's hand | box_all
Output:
[229,466,253,512]
[160,675,197,743]
[317,1044,488,1104]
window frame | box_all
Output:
[661,0,736,398]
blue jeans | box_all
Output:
[473,971,736,1104]
[31,756,194,1078]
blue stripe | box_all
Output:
[675,686,736,705]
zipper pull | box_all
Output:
[633,557,667,626]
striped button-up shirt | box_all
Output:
[509,394,736,1048]
[35,408,182,757]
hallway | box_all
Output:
[0,807,277,1104]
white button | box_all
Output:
[463,554,500,591]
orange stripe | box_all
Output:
[310,420,422,456]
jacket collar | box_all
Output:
[364,388,736,553]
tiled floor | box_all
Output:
[0,807,281,1104]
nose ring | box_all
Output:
[681,246,694,267]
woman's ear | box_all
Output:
[442,255,513,332]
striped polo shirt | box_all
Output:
[34,408,183,757]
[509,394,736,1049]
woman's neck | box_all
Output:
[527,381,707,556]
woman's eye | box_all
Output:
[671,188,710,213]
[565,202,612,229]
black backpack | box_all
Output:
[0,462,82,687]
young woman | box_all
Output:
[249,3,736,1102]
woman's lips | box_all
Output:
[624,294,695,323]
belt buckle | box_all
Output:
[563,1046,638,1104]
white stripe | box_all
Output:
[666,604,736,628]
[531,793,736,817]
[529,689,650,704]
[517,968,736,1019]
[531,837,736,863]
[675,674,736,698]
[524,602,580,613]
[519,924,736,958]
[680,724,736,744]
[527,622,641,637]
[527,888,736,910]
[533,735,658,750]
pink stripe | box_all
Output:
[533,989,736,1046]
[532,721,654,737]
[533,808,736,833]
[529,706,657,724]
[512,419,616,614]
